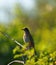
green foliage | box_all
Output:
[13,46,56,65]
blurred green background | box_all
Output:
[0,0,56,65]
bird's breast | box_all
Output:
[23,33,30,43]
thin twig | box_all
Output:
[7,60,24,65]
[0,31,25,48]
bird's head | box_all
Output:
[22,27,29,33]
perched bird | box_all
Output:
[22,28,37,61]
[22,27,35,49]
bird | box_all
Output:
[22,27,37,61]
[22,27,35,49]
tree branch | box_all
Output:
[0,31,25,48]
[7,60,24,65]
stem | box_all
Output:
[0,31,25,48]
[7,60,24,65]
